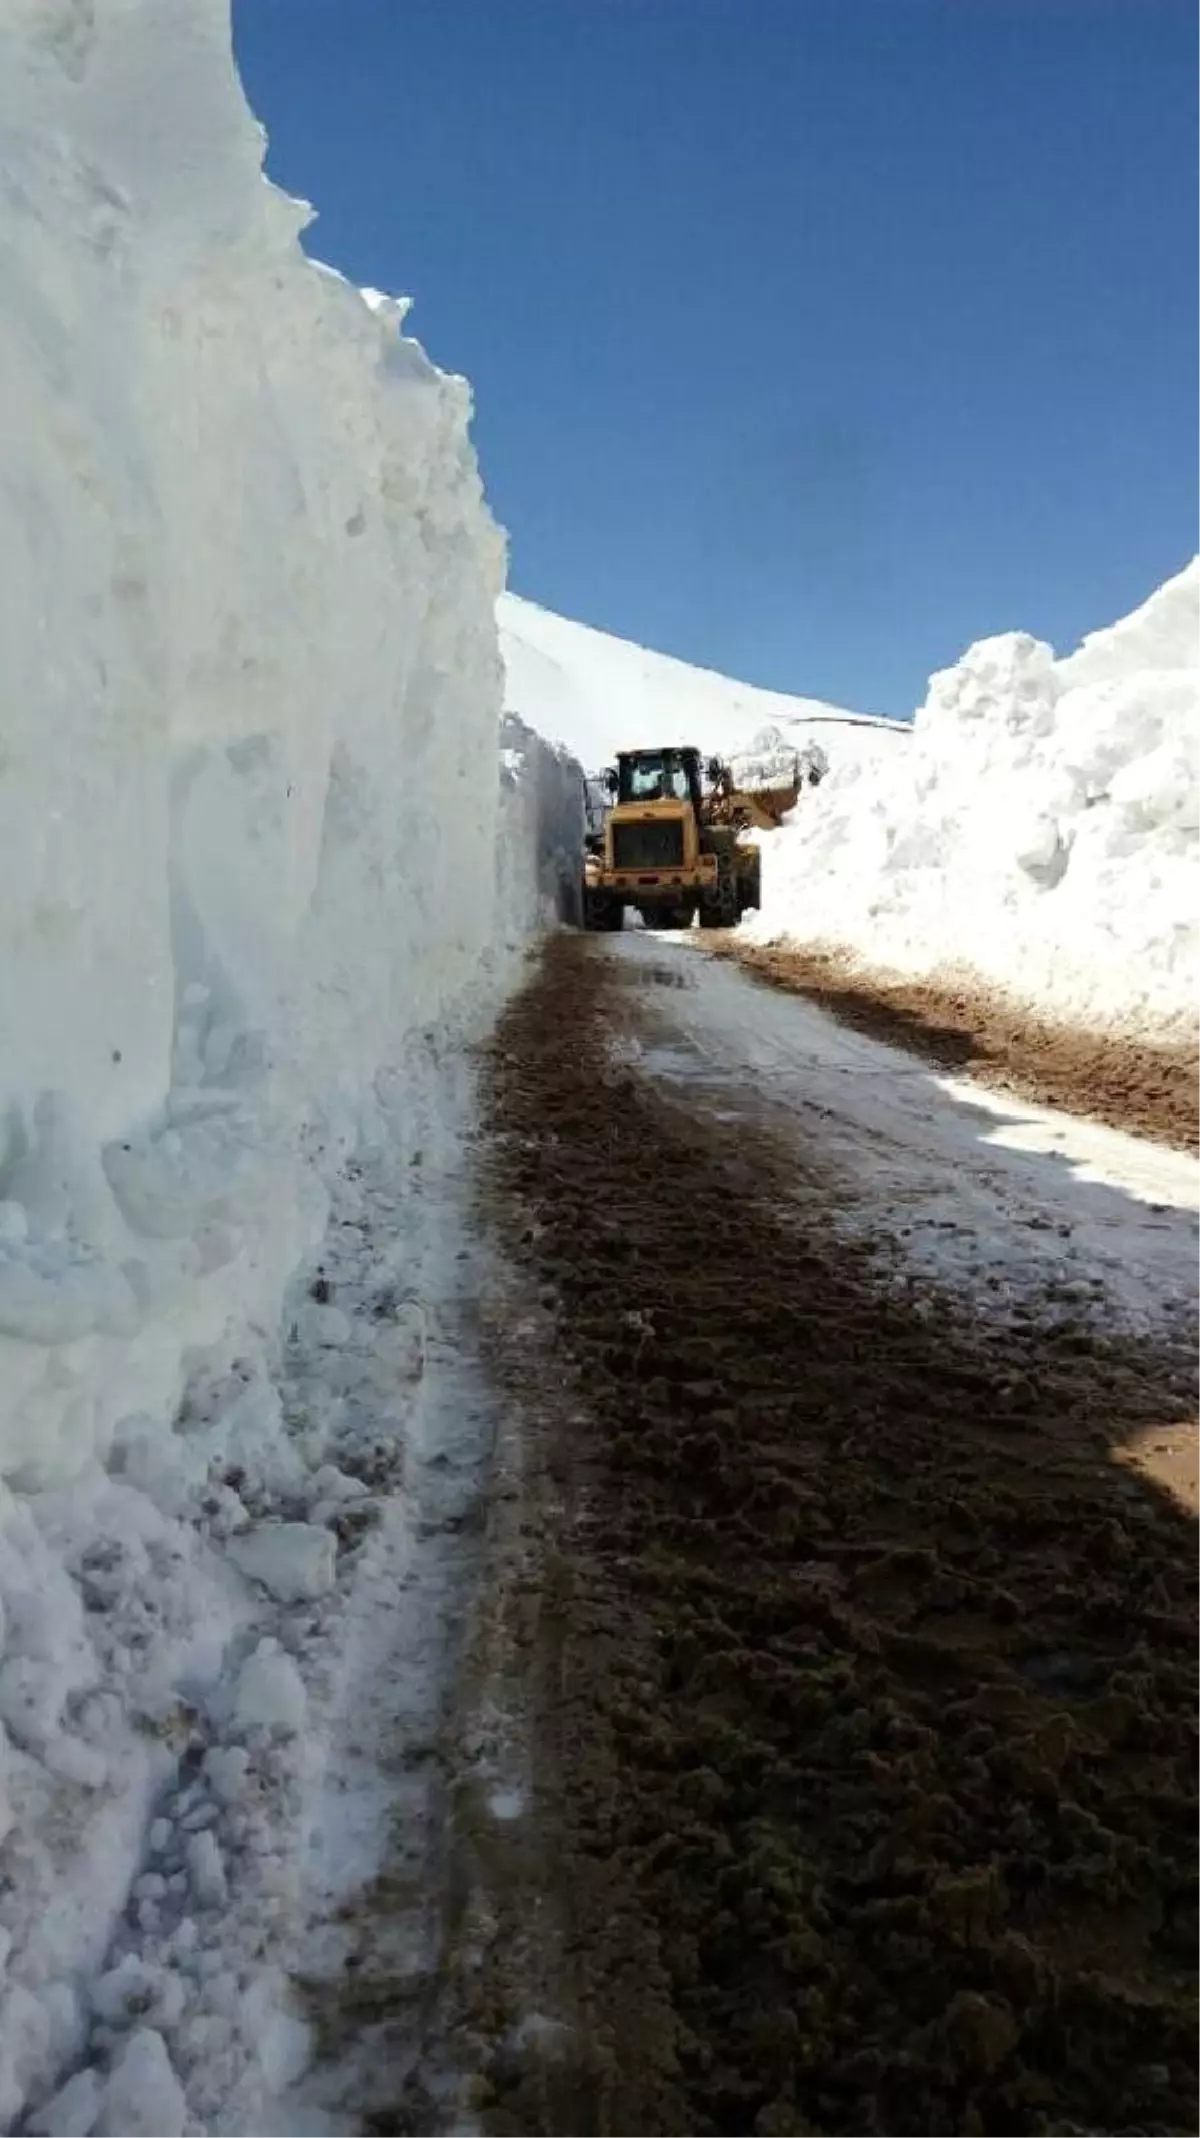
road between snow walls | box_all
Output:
[442,934,1196,2138]
[0,9,1195,2138]
[0,3,585,2131]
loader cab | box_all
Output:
[611,747,704,812]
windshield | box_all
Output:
[620,752,692,804]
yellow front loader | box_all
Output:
[583,745,789,933]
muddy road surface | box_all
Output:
[445,932,1197,2138]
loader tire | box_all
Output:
[700,871,739,930]
[738,852,762,916]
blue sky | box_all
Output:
[234,0,1196,717]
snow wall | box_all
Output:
[0,6,578,2120]
[750,561,1199,1037]
[0,0,570,1485]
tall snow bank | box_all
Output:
[0,0,508,1487]
[0,5,584,2124]
[749,563,1200,1037]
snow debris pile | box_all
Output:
[0,2,575,2129]
[750,562,1200,1036]
[726,729,829,796]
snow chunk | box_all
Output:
[240,1974,312,2093]
[308,1463,369,1506]
[203,1743,251,1805]
[231,1639,307,1736]
[93,1954,186,2032]
[728,727,828,795]
[185,1829,228,1910]
[0,1983,52,2125]
[26,2067,104,2138]
[96,2029,186,2138]
[226,1521,337,1602]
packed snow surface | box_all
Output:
[0,2,581,2130]
[614,932,1198,1338]
[747,561,1200,1035]
[498,590,910,775]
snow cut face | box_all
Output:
[0,0,513,1490]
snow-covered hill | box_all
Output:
[747,560,1200,1037]
[498,591,910,776]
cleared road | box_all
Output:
[447,931,1198,2138]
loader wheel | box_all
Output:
[738,854,762,916]
[700,872,739,929]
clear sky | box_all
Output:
[233,0,1197,717]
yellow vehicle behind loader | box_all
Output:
[583,744,794,933]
